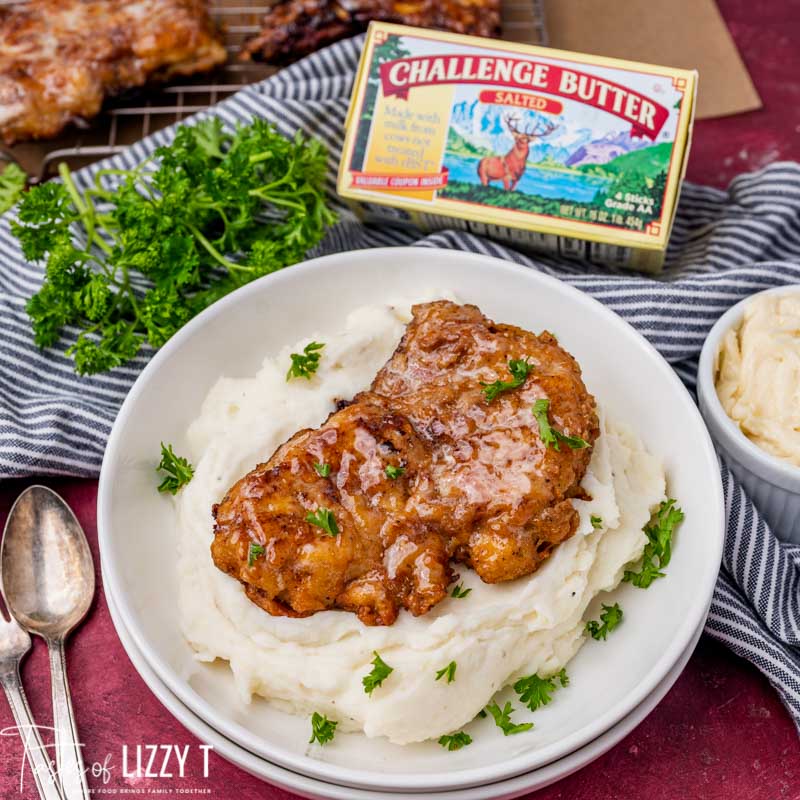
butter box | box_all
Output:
[337,23,697,272]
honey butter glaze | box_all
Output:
[177,297,665,744]
[211,301,598,625]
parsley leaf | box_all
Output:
[481,359,532,402]
[514,672,556,712]
[385,464,405,479]
[513,669,568,712]
[591,515,603,529]
[156,442,194,494]
[585,602,624,641]
[309,712,337,745]
[0,163,27,214]
[248,542,265,567]
[313,462,331,478]
[438,732,472,751]
[623,499,684,588]
[532,398,590,451]
[451,583,472,599]
[435,661,457,683]
[485,701,533,735]
[287,341,325,381]
[305,507,339,537]
[14,119,336,375]
[362,651,394,695]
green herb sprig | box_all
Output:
[385,464,405,479]
[435,661,457,684]
[438,732,472,751]
[309,712,337,745]
[287,341,324,381]
[156,442,194,494]
[623,499,684,588]
[248,542,265,567]
[585,603,624,641]
[14,119,335,375]
[451,583,472,599]
[305,507,339,537]
[532,398,590,451]
[481,359,532,402]
[313,462,331,478]
[485,701,533,735]
[0,163,26,214]
[513,668,569,712]
[362,652,394,695]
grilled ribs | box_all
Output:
[240,0,501,64]
[212,301,598,626]
[0,0,226,145]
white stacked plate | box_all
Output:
[98,248,725,798]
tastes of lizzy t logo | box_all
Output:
[1,724,214,795]
[379,55,669,140]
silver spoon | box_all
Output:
[0,606,64,800]
[2,486,94,800]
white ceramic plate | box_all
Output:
[98,247,724,792]
[105,573,706,800]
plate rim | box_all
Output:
[98,246,725,791]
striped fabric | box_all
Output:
[1,36,799,732]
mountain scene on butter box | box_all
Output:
[441,97,673,229]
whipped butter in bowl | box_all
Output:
[698,286,800,543]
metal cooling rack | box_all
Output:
[2,0,547,182]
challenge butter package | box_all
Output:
[337,23,697,272]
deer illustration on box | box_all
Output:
[478,115,558,191]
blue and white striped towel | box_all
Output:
[0,37,798,733]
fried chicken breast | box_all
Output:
[0,0,226,145]
[212,301,598,625]
[240,0,501,65]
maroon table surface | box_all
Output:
[2,2,800,798]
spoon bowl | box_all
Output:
[1,485,94,637]
[1,485,94,800]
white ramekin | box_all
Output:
[697,284,800,544]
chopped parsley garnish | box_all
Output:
[591,515,603,529]
[248,542,265,567]
[287,341,324,381]
[156,442,194,494]
[513,668,569,712]
[585,602,624,641]
[362,651,394,695]
[435,661,457,683]
[385,464,405,479]
[308,712,337,745]
[485,701,533,735]
[438,732,472,751]
[623,499,684,588]
[305,507,339,537]
[313,462,331,478]
[451,583,472,599]
[480,359,532,403]
[532,398,590,451]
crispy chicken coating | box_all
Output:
[240,0,501,65]
[212,301,598,625]
[0,0,226,144]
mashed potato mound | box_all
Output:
[177,298,665,745]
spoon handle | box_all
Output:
[1,667,64,800]
[48,640,89,800]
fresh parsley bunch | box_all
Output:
[13,118,336,375]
